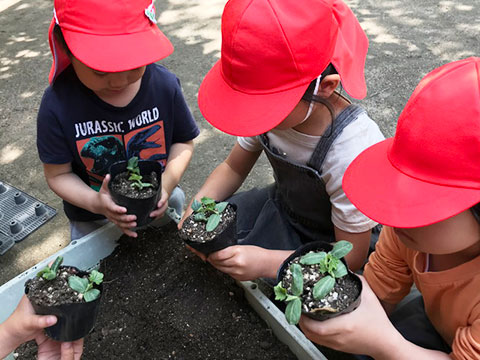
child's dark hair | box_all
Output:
[53,24,72,57]
[472,203,480,224]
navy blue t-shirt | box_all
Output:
[37,64,199,221]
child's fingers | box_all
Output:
[208,246,238,262]
[60,342,74,360]
[61,340,84,360]
[150,201,168,218]
[27,314,57,331]
[122,227,138,238]
[114,214,136,224]
[72,338,84,360]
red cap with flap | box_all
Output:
[343,57,480,228]
[48,0,173,84]
[198,0,369,136]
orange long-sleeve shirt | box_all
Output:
[364,226,480,360]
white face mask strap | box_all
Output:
[301,75,321,123]
[53,8,59,24]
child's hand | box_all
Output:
[97,174,137,237]
[207,245,269,281]
[37,334,83,360]
[3,296,57,347]
[298,276,405,358]
[1,296,83,359]
[149,187,169,219]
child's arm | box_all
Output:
[0,296,83,359]
[43,162,137,237]
[334,226,371,272]
[207,246,294,281]
[180,142,262,223]
[299,276,452,360]
[150,140,194,219]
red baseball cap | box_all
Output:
[198,0,369,136]
[343,57,480,228]
[48,0,174,84]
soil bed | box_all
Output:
[110,171,158,199]
[16,223,296,359]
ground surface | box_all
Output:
[1,0,479,286]
[17,223,353,359]
[16,224,298,359]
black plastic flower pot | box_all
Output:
[25,267,103,341]
[276,241,362,322]
[180,203,237,256]
[108,159,163,227]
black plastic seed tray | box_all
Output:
[0,181,56,252]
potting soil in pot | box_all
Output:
[180,204,236,243]
[16,223,296,359]
[281,254,361,315]
[110,171,159,199]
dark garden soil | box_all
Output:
[25,267,84,306]
[179,204,236,243]
[281,253,361,315]
[17,223,298,359]
[110,171,158,199]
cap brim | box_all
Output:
[198,61,309,137]
[63,26,173,72]
[343,138,480,228]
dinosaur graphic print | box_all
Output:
[76,116,166,190]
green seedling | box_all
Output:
[191,196,228,232]
[274,240,353,325]
[68,270,104,302]
[37,256,63,281]
[126,156,153,190]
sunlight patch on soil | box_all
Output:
[0,0,21,12]
[0,144,23,164]
[20,91,35,98]
[158,0,224,57]
[15,49,41,58]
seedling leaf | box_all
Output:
[37,266,52,278]
[333,261,348,278]
[129,173,143,182]
[274,282,288,301]
[194,213,208,222]
[191,199,202,212]
[206,213,221,232]
[313,275,335,300]
[330,240,353,259]
[127,157,139,172]
[50,256,63,273]
[285,298,302,325]
[68,276,89,294]
[89,270,104,285]
[201,197,216,205]
[43,271,57,281]
[299,251,326,265]
[290,264,304,297]
[215,202,228,213]
[84,289,101,302]
[286,295,299,302]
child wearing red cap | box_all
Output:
[0,296,83,359]
[37,0,200,239]
[299,58,480,359]
[180,0,384,278]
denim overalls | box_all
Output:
[229,105,366,250]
